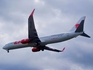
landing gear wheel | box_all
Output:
[7,50,9,53]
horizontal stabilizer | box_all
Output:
[80,32,90,38]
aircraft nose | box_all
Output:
[3,47,5,49]
[3,45,6,49]
[3,44,8,50]
[3,44,10,53]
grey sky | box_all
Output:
[0,0,93,70]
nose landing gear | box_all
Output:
[6,50,9,53]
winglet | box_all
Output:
[62,47,65,52]
[29,9,35,17]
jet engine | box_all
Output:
[32,47,40,52]
[21,39,29,44]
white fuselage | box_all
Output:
[3,32,82,51]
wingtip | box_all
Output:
[84,16,86,21]
[29,9,35,17]
[62,47,65,52]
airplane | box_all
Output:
[3,9,90,53]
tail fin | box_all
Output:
[70,16,90,38]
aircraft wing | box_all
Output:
[44,46,65,52]
[28,9,41,43]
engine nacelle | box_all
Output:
[21,38,29,44]
[32,47,40,52]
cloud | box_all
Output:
[0,0,93,70]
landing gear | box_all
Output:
[36,42,45,51]
[36,42,40,46]
[7,50,9,53]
